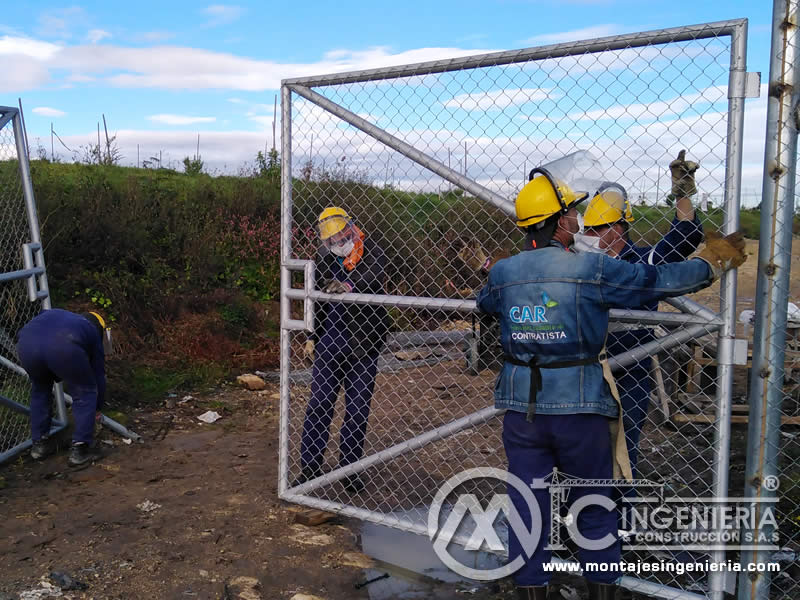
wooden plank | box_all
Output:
[293,509,337,527]
[651,355,670,421]
[686,345,702,394]
[672,414,800,425]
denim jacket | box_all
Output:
[476,242,712,417]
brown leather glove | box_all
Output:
[323,279,352,294]
[669,150,699,200]
[457,242,491,273]
[696,231,747,280]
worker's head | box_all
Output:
[582,183,633,257]
[82,311,113,354]
[516,152,601,248]
[317,206,357,257]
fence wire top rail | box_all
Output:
[283,19,746,87]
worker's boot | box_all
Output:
[30,436,55,460]
[68,442,102,467]
[515,585,549,600]
[586,581,619,600]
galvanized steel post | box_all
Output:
[709,17,748,600]
[739,1,800,598]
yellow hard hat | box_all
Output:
[317,207,351,240]
[88,311,106,329]
[515,169,587,228]
[583,183,633,227]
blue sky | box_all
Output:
[0,1,774,202]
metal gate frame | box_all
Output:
[278,20,755,600]
[0,105,67,463]
[0,106,140,464]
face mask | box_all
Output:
[330,239,355,257]
[576,212,585,233]
[573,233,606,255]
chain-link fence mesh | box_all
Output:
[0,109,47,461]
[280,22,757,597]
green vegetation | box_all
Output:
[1,155,795,404]
[123,364,227,405]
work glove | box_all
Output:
[457,242,491,273]
[323,280,352,294]
[696,231,747,280]
[669,150,700,200]
[303,340,315,361]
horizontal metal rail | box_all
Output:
[285,288,722,327]
[0,267,44,283]
[0,393,31,414]
[284,20,746,87]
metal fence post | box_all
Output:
[278,83,294,497]
[11,111,69,426]
[738,1,800,598]
[709,18,748,600]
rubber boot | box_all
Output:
[516,585,549,600]
[586,581,618,600]
[68,442,102,467]
[30,436,55,460]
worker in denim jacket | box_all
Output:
[575,151,704,479]
[474,152,746,600]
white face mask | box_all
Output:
[576,212,585,233]
[573,232,606,255]
[330,239,355,257]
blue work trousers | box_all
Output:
[502,411,621,585]
[300,333,379,473]
[16,337,101,444]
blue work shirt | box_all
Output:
[17,308,106,405]
[476,242,712,417]
[607,215,704,364]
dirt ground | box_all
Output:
[0,383,513,600]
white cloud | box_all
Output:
[566,86,729,122]
[147,114,217,125]
[32,106,66,117]
[523,24,627,46]
[37,6,87,40]
[135,31,175,43]
[201,5,245,27]
[87,29,111,44]
[444,88,558,111]
[0,57,51,92]
[0,36,61,60]
[43,44,495,91]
